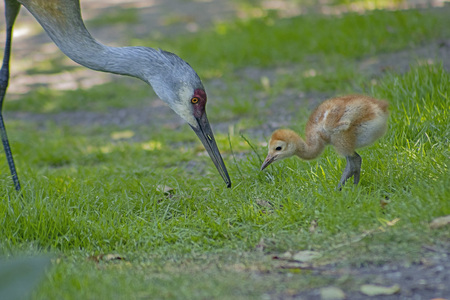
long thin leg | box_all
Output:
[337,152,362,190]
[1,0,22,191]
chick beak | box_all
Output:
[260,154,276,171]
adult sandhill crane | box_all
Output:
[0,0,231,191]
[261,95,388,189]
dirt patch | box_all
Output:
[7,38,449,141]
[358,39,450,77]
[274,248,450,299]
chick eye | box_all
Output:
[191,97,199,104]
[275,146,282,151]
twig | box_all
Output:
[422,245,450,254]
[228,132,243,178]
[240,132,263,164]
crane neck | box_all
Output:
[18,0,151,81]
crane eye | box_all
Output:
[275,146,282,151]
[191,97,199,104]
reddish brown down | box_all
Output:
[261,95,389,189]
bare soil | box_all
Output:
[276,248,450,299]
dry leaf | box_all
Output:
[141,141,162,151]
[360,284,400,296]
[279,261,311,270]
[320,286,346,300]
[272,251,293,260]
[272,250,321,262]
[430,215,450,229]
[87,254,102,263]
[256,199,273,208]
[102,254,124,261]
[378,218,400,230]
[261,76,270,91]
[88,253,125,263]
[386,218,400,226]
[111,130,135,140]
[380,198,390,209]
[156,185,174,194]
[309,219,318,233]
[292,251,321,262]
[255,238,265,251]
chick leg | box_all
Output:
[337,152,362,190]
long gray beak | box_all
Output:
[260,154,276,171]
[190,113,231,188]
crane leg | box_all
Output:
[337,152,362,190]
[1,0,22,191]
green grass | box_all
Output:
[1,6,449,300]
[86,7,140,27]
[149,8,450,76]
[5,80,150,113]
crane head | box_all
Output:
[186,88,232,188]
[146,50,231,188]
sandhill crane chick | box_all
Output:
[261,95,389,189]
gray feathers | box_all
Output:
[20,0,204,123]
